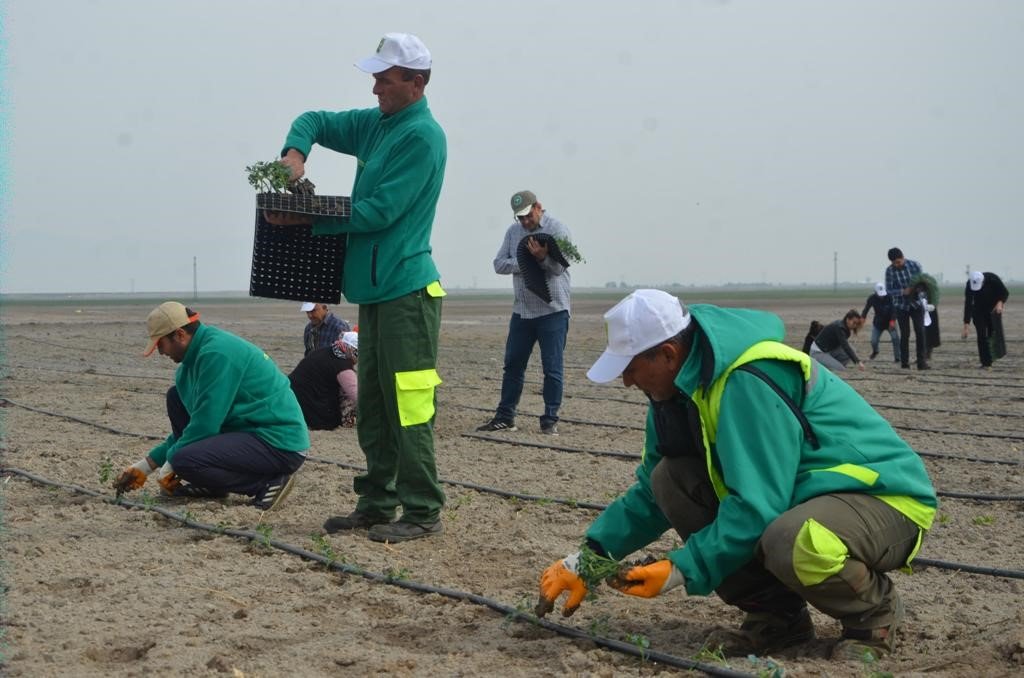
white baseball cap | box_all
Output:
[300,302,316,312]
[874,282,887,297]
[969,271,984,292]
[356,33,432,74]
[587,289,691,383]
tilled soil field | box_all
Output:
[2,293,1023,677]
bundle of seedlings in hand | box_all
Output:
[554,237,586,264]
[245,160,293,194]
[577,542,621,595]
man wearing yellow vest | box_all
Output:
[537,290,936,661]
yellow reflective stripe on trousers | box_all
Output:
[792,518,849,587]
[395,368,442,427]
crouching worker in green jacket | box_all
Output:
[114,302,310,511]
[537,289,937,661]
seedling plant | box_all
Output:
[98,457,114,485]
[246,160,292,193]
[554,237,586,264]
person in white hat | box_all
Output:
[536,290,937,661]
[300,301,351,357]
[265,32,447,544]
[962,270,1009,368]
[113,302,309,511]
[861,281,901,363]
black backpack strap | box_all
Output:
[735,363,820,450]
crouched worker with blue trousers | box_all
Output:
[114,302,309,511]
[537,290,937,662]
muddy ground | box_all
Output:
[2,292,1022,677]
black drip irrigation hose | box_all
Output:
[4,396,1021,498]
[461,431,641,461]
[4,399,1024,582]
[0,466,756,678]
[305,455,611,511]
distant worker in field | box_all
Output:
[861,282,901,363]
[476,190,572,435]
[301,302,351,356]
[113,302,309,511]
[808,310,865,371]
[289,331,359,429]
[536,289,937,662]
[800,320,823,354]
[884,247,930,370]
[962,270,1009,369]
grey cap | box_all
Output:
[510,190,537,217]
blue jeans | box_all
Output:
[496,311,569,426]
[869,324,901,362]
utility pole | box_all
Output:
[193,256,198,301]
[833,251,838,293]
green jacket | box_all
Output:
[586,304,937,596]
[282,97,447,304]
[148,324,310,465]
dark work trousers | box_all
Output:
[165,387,304,496]
[971,312,994,366]
[650,456,920,631]
[896,308,928,368]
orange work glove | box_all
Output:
[536,552,588,618]
[156,462,181,495]
[608,559,685,598]
[113,458,154,495]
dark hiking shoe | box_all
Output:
[173,483,227,499]
[540,422,559,435]
[703,608,815,656]
[323,511,392,533]
[832,595,904,660]
[869,350,879,360]
[367,519,443,543]
[476,418,517,432]
[917,363,931,370]
[252,474,296,511]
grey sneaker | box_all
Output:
[540,422,559,435]
[367,519,443,543]
[703,607,815,656]
[323,510,392,533]
[253,474,296,511]
[476,418,517,432]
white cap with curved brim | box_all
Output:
[969,270,984,292]
[875,282,887,297]
[356,32,431,74]
[300,302,316,312]
[586,289,691,383]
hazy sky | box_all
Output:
[3,0,1022,294]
